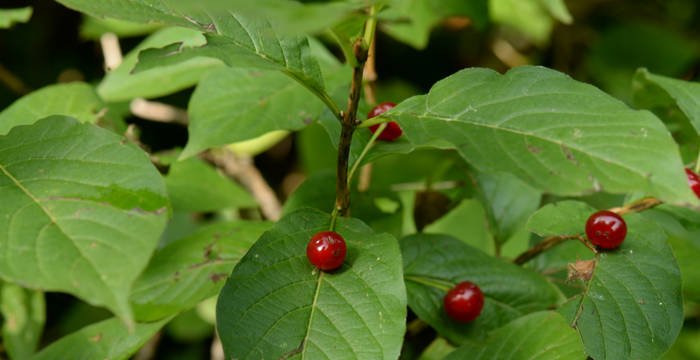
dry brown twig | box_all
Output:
[100,33,123,71]
[202,148,282,221]
[130,98,189,125]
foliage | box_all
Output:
[0,1,699,359]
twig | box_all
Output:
[100,33,123,71]
[358,28,378,193]
[608,197,662,215]
[210,333,225,360]
[335,39,369,216]
[133,330,161,360]
[124,124,170,174]
[362,30,378,106]
[492,39,528,68]
[130,98,189,125]
[202,148,282,221]
[0,63,31,95]
[513,235,581,265]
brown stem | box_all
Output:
[609,197,662,215]
[335,40,368,216]
[513,235,578,265]
[202,148,282,221]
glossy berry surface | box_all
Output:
[306,231,346,271]
[685,168,700,198]
[585,210,627,249]
[443,281,484,322]
[368,102,402,141]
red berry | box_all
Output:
[368,102,402,141]
[306,231,346,271]
[585,210,627,249]
[685,168,700,198]
[368,102,396,119]
[443,281,484,322]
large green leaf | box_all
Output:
[162,155,255,212]
[97,27,222,102]
[0,117,169,325]
[130,220,271,321]
[0,7,32,28]
[180,39,347,158]
[380,66,697,206]
[1,283,45,360]
[633,69,700,137]
[216,208,407,360]
[30,316,170,360]
[183,67,325,158]
[445,311,585,360]
[0,83,104,135]
[382,0,488,49]
[188,0,367,35]
[401,233,563,345]
[57,1,329,102]
[558,212,683,360]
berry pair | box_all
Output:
[306,231,485,323]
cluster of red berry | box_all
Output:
[304,105,700,324]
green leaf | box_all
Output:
[1,284,45,360]
[475,171,542,243]
[216,208,407,360]
[525,201,596,273]
[131,220,271,321]
[132,29,326,100]
[489,0,568,45]
[0,116,169,326]
[0,7,32,28]
[179,37,346,158]
[200,0,367,36]
[559,213,683,360]
[79,15,163,39]
[527,200,594,237]
[383,66,698,206]
[417,337,456,360]
[445,311,585,360]
[0,83,105,136]
[97,27,222,102]
[633,68,700,137]
[163,155,255,212]
[401,233,563,345]
[643,209,700,302]
[30,316,171,360]
[183,67,325,158]
[382,0,488,49]
[422,199,494,254]
[56,1,331,109]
